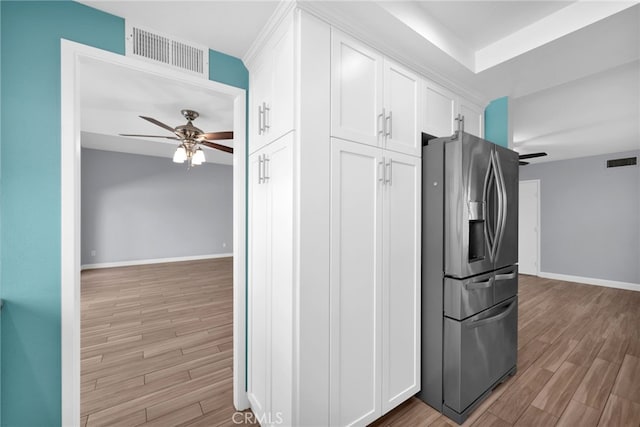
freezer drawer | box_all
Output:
[443,296,518,413]
[494,266,518,304]
[444,272,494,320]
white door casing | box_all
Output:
[518,180,540,275]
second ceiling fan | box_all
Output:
[518,152,547,166]
[120,109,233,166]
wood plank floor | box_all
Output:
[83,263,640,426]
[372,275,640,427]
[80,258,254,427]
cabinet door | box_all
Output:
[331,30,383,147]
[383,59,422,156]
[249,56,270,154]
[330,139,382,426]
[247,151,270,417]
[267,20,295,146]
[382,152,421,412]
[459,98,484,138]
[266,134,294,426]
[424,80,457,138]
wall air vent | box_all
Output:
[606,157,637,168]
[125,22,208,78]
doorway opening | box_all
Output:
[61,40,248,426]
[518,180,540,275]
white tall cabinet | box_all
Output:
[247,133,294,426]
[246,6,484,426]
[329,139,420,426]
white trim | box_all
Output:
[518,179,541,276]
[539,271,640,292]
[61,39,248,427]
[81,253,233,270]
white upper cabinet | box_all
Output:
[383,59,422,156]
[249,16,295,154]
[331,30,384,147]
[424,80,457,138]
[331,30,422,156]
[458,98,484,138]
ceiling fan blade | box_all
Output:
[519,152,548,160]
[200,140,234,154]
[198,131,234,141]
[119,133,180,140]
[519,161,530,166]
[139,116,177,134]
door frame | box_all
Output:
[519,179,541,275]
[60,39,248,426]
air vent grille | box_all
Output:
[126,22,208,78]
[606,157,637,168]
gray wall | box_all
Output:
[520,150,640,284]
[81,148,233,265]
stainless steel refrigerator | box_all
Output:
[418,130,519,424]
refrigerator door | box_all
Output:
[444,133,494,278]
[493,144,519,270]
[443,296,518,414]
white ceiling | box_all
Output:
[76,0,640,165]
[79,55,235,165]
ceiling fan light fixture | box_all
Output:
[173,145,187,163]
[192,148,206,166]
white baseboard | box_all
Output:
[539,271,640,292]
[81,253,233,270]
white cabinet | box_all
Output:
[383,60,422,156]
[424,80,457,138]
[381,150,421,412]
[424,80,485,139]
[459,97,484,138]
[331,30,422,156]
[249,17,295,154]
[247,133,294,426]
[330,139,421,426]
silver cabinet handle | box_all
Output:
[385,159,392,185]
[385,111,392,139]
[258,105,264,135]
[378,108,386,138]
[263,156,270,181]
[263,102,270,132]
[378,158,385,183]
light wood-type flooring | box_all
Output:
[82,261,640,426]
[80,258,254,427]
[372,274,640,427]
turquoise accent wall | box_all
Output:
[0,1,248,425]
[484,96,509,148]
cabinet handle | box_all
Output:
[378,108,386,138]
[378,157,385,183]
[258,105,264,135]
[386,159,392,186]
[259,155,265,184]
[263,102,270,132]
[386,111,392,139]
[264,156,270,181]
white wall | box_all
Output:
[81,148,233,266]
[519,150,640,285]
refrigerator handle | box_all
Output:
[493,150,507,260]
[482,158,496,257]
[466,299,515,329]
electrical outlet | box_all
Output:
[91,250,96,257]
[222,242,227,248]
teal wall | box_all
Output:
[0,1,247,425]
[484,96,509,148]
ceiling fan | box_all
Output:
[519,152,547,166]
[120,109,233,167]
